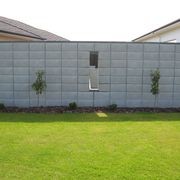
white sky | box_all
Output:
[1,0,180,41]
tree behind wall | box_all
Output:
[150,69,160,107]
[32,70,47,107]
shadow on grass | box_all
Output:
[0,112,179,123]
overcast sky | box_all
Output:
[1,0,180,41]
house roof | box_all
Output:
[0,16,68,41]
[133,19,180,42]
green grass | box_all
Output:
[0,113,180,180]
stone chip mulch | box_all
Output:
[0,106,180,113]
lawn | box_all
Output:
[0,113,180,180]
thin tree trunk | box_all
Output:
[37,94,39,107]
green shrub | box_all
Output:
[108,104,117,111]
[69,102,77,110]
[0,103,5,110]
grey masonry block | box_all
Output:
[30,60,44,67]
[175,61,180,68]
[158,100,173,107]
[142,100,155,107]
[14,83,29,91]
[78,76,89,83]
[175,53,180,60]
[14,60,29,67]
[62,60,77,67]
[111,52,126,60]
[144,61,159,68]
[62,76,77,83]
[99,76,110,84]
[46,84,61,91]
[159,93,173,100]
[0,84,13,91]
[99,84,110,92]
[99,52,110,59]
[143,76,151,84]
[62,92,77,99]
[175,69,180,76]
[78,51,89,59]
[0,92,13,99]
[78,84,89,92]
[0,43,12,51]
[126,100,141,107]
[159,77,174,84]
[128,60,143,68]
[94,92,109,106]
[144,44,159,52]
[46,43,61,51]
[46,59,60,67]
[127,52,143,60]
[127,85,142,92]
[172,100,180,107]
[13,43,29,51]
[111,92,126,100]
[78,60,89,68]
[127,93,141,99]
[78,92,93,100]
[0,60,13,67]
[99,60,110,68]
[62,84,77,92]
[0,52,12,59]
[111,84,126,92]
[14,76,29,83]
[128,43,143,52]
[0,67,12,75]
[14,51,29,59]
[160,69,174,76]
[174,85,180,92]
[78,43,94,51]
[62,51,77,59]
[14,100,29,107]
[175,44,180,53]
[160,85,173,92]
[46,100,61,106]
[142,93,154,100]
[160,44,175,52]
[160,53,174,61]
[0,75,13,83]
[62,68,77,76]
[46,92,60,99]
[111,43,127,52]
[78,100,93,107]
[111,60,126,68]
[143,85,151,92]
[127,68,142,76]
[30,43,44,51]
[111,68,126,76]
[94,43,110,51]
[0,99,14,107]
[46,76,61,83]
[78,68,89,76]
[14,68,28,75]
[46,51,61,59]
[62,43,77,51]
[14,91,29,99]
[30,51,44,59]
[174,77,180,84]
[127,77,142,84]
[46,68,61,75]
[99,68,110,76]
[144,53,159,60]
[111,76,126,84]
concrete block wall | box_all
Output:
[0,42,180,107]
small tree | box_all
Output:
[32,70,47,106]
[150,69,160,107]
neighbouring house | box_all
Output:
[133,19,180,43]
[0,16,68,41]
